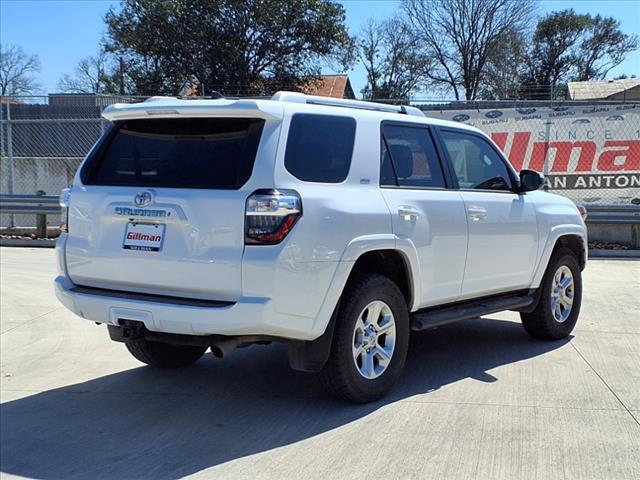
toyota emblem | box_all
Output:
[134,190,153,208]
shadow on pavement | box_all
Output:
[0,317,569,479]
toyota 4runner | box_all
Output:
[55,92,587,403]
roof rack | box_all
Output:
[271,91,425,117]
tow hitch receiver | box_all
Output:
[108,320,146,343]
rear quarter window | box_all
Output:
[83,117,265,189]
[284,113,356,183]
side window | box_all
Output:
[441,130,513,191]
[284,114,356,183]
[380,124,446,188]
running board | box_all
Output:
[410,292,536,331]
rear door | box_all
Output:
[437,128,538,297]
[378,122,468,308]
[65,116,273,301]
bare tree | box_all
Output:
[0,44,41,96]
[58,52,114,94]
[359,17,430,101]
[403,0,536,100]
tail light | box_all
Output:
[245,189,301,245]
[59,187,71,233]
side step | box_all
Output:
[410,291,536,331]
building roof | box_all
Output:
[567,79,640,100]
[303,75,355,99]
[0,97,24,105]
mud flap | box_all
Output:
[287,303,339,373]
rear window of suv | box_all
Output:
[83,118,265,189]
[284,114,356,183]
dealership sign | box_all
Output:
[423,104,640,203]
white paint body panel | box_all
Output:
[380,188,468,307]
[55,94,587,341]
[458,191,539,297]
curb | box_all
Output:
[589,249,640,259]
[0,238,57,248]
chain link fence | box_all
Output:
[1,94,639,228]
[0,95,141,228]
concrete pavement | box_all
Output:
[1,248,639,479]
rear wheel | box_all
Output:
[320,274,410,403]
[125,339,207,368]
[520,248,582,340]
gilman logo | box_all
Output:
[491,132,640,173]
[126,232,161,242]
[491,131,640,190]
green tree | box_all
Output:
[576,14,639,81]
[523,9,591,92]
[522,10,638,98]
[104,0,353,96]
[479,28,528,100]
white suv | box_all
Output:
[55,92,587,402]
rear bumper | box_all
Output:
[54,275,318,341]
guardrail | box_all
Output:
[585,205,640,224]
[0,193,61,238]
[1,194,639,242]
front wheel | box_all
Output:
[320,274,410,403]
[520,248,582,340]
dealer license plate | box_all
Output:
[123,223,165,252]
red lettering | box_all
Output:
[126,231,160,242]
[491,132,531,170]
[491,132,508,151]
[529,141,596,172]
[597,141,640,172]
[486,131,640,174]
[508,132,531,171]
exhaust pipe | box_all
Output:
[210,338,241,358]
[209,335,275,358]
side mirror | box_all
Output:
[518,169,544,192]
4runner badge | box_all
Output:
[134,190,154,208]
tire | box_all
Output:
[520,248,582,340]
[320,273,410,403]
[125,339,207,368]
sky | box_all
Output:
[1,0,639,97]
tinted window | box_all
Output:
[441,131,513,191]
[284,114,355,183]
[381,124,445,188]
[84,118,264,189]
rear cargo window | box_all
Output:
[284,114,356,183]
[83,118,265,189]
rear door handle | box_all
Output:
[398,206,420,221]
[467,206,487,221]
